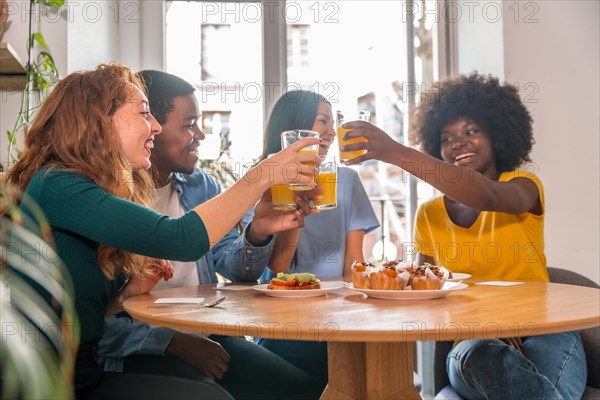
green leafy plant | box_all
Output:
[0,183,79,399]
[5,0,64,164]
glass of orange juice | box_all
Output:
[313,157,337,210]
[271,185,297,210]
[266,153,298,210]
[281,130,319,191]
[337,110,371,162]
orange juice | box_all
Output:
[337,125,367,162]
[289,148,318,191]
[313,171,337,210]
[271,185,297,211]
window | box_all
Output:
[281,1,421,261]
[166,2,263,164]
[165,1,440,394]
[200,111,231,160]
[200,24,232,81]
[414,0,439,208]
[287,24,310,69]
[166,1,438,258]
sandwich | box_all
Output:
[267,272,321,290]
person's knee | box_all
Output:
[449,339,513,373]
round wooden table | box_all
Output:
[124,281,600,400]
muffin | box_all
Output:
[351,261,374,289]
[408,263,449,290]
[369,264,410,290]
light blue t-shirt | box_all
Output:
[264,167,379,279]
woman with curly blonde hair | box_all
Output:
[7,63,319,399]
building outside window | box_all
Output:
[166,1,263,164]
[200,24,232,82]
[200,110,231,160]
[287,24,310,69]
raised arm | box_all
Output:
[33,138,319,265]
[342,121,540,215]
[192,138,320,245]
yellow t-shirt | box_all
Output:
[413,170,548,282]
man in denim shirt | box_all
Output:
[97,71,322,400]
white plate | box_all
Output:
[347,282,468,300]
[252,281,345,298]
[448,272,471,282]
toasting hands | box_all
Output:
[247,190,317,245]
[339,120,404,165]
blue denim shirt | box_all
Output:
[98,169,274,372]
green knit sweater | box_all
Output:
[22,169,209,344]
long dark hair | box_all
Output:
[260,90,327,161]
[261,90,327,270]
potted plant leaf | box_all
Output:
[1,183,79,399]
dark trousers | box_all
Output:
[123,335,324,400]
[256,338,328,387]
[75,340,232,400]
[77,371,232,400]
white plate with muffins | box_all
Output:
[346,281,468,300]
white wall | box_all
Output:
[455,0,599,283]
[455,0,505,78]
[0,1,164,168]
[503,1,599,284]
[67,1,118,72]
[66,0,163,72]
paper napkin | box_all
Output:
[475,281,524,286]
[154,297,205,304]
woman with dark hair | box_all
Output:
[256,90,378,385]
[259,90,378,279]
[7,63,319,399]
[343,72,587,399]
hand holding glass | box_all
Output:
[267,153,298,210]
[271,185,297,211]
[281,130,320,191]
[313,158,337,211]
[337,110,371,162]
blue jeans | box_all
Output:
[447,331,587,400]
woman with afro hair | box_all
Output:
[343,73,586,399]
